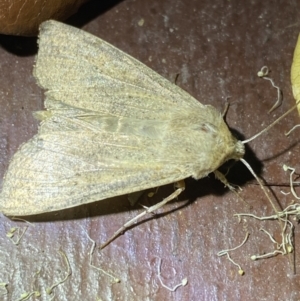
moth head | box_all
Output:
[216,119,245,163]
[232,139,245,161]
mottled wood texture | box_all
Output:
[1,0,300,300]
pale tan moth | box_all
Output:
[0,20,294,246]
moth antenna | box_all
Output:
[242,101,300,144]
[240,159,280,214]
[222,100,230,118]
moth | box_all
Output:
[0,21,279,224]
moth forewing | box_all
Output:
[0,20,245,216]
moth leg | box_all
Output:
[174,180,185,191]
[100,180,185,249]
[214,170,240,192]
[214,170,247,204]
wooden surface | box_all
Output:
[1,0,300,300]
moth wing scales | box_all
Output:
[0,126,193,215]
[34,20,204,120]
[0,21,241,216]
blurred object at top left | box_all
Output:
[0,0,90,36]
